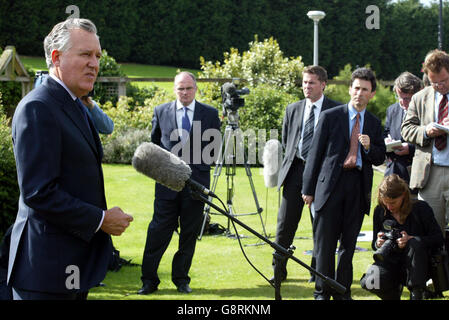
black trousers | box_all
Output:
[313,169,364,299]
[141,187,205,287]
[273,157,315,278]
[361,238,430,300]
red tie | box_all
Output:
[435,94,448,151]
[343,113,360,169]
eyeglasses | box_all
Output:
[430,78,449,87]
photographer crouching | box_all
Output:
[361,174,445,300]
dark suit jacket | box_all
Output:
[302,104,386,214]
[151,100,221,200]
[8,77,112,293]
[383,102,415,180]
[277,96,340,190]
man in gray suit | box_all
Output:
[384,72,422,185]
[402,49,449,232]
[272,65,340,283]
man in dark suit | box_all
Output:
[302,68,386,300]
[8,18,133,300]
[384,72,422,186]
[138,72,221,295]
[273,65,340,283]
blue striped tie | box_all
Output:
[301,105,315,160]
[182,106,191,138]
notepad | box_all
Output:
[385,140,402,152]
[433,122,449,134]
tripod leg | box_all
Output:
[243,161,267,237]
[198,125,233,240]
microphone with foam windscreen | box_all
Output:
[262,139,283,188]
[132,142,216,197]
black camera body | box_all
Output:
[221,82,249,113]
[373,219,402,262]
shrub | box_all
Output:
[199,35,304,97]
[100,89,173,164]
[102,128,151,164]
[0,105,18,238]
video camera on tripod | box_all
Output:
[221,82,249,124]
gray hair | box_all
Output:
[174,71,197,86]
[393,71,423,94]
[44,18,98,69]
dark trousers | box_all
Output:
[361,238,430,300]
[313,169,364,299]
[141,187,204,287]
[273,158,315,278]
[12,287,88,300]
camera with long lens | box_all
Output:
[373,219,403,262]
[221,82,249,124]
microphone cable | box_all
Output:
[215,195,275,289]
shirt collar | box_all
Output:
[306,94,324,111]
[348,103,366,120]
[49,73,77,101]
[176,99,196,111]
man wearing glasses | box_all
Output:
[402,49,449,233]
[138,72,221,295]
[384,72,423,187]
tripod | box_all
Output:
[198,112,267,240]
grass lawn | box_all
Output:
[88,164,386,300]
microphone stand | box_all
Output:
[191,192,346,300]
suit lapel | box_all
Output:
[192,101,204,124]
[46,78,99,158]
[322,96,333,111]
[341,104,350,143]
[293,100,306,146]
[425,88,436,124]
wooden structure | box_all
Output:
[0,46,32,97]
[96,76,236,100]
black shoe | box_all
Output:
[308,275,316,283]
[137,283,158,295]
[410,288,424,300]
[269,275,287,285]
[333,294,353,300]
[177,283,193,294]
[314,294,330,300]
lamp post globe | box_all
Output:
[307,11,326,66]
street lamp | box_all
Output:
[438,0,443,50]
[307,10,326,66]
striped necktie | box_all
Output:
[435,94,448,151]
[301,105,315,160]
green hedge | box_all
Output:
[0,0,444,80]
[0,109,18,239]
